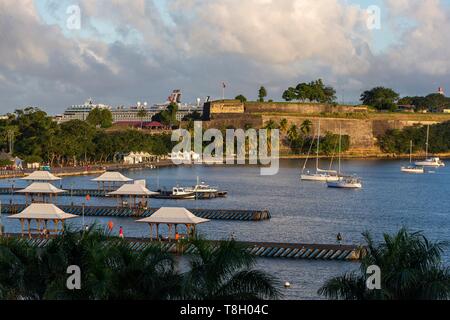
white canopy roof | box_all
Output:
[16,182,67,194]
[21,170,61,181]
[137,207,210,225]
[108,182,158,196]
[8,203,78,220]
[91,172,133,182]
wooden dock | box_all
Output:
[4,235,363,261]
[1,204,271,221]
[0,187,226,200]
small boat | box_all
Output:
[301,120,340,182]
[327,176,362,189]
[153,187,196,199]
[401,166,425,174]
[326,125,362,189]
[414,125,445,167]
[401,140,424,174]
[415,157,445,168]
[185,179,219,195]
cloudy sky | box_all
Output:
[1,0,450,114]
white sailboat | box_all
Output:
[414,125,445,167]
[301,120,339,182]
[401,140,424,174]
[327,125,363,189]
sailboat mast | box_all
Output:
[316,120,320,171]
[425,125,430,158]
[338,124,342,175]
[409,140,413,164]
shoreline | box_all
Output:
[278,152,450,161]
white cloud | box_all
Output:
[0,0,449,113]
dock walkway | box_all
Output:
[1,204,271,221]
[2,234,363,261]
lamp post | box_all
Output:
[0,200,3,236]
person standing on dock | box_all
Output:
[119,226,124,239]
[337,232,343,244]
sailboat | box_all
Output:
[401,140,424,174]
[414,125,445,167]
[327,125,362,189]
[301,120,339,182]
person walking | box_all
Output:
[119,226,124,239]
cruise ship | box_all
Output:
[57,90,203,124]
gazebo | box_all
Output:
[108,180,158,209]
[8,203,78,238]
[20,170,61,182]
[136,207,210,241]
[16,182,67,204]
[91,172,133,191]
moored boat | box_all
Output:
[414,125,445,167]
[301,120,340,182]
[401,140,425,174]
[327,176,362,189]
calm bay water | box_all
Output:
[1,159,449,299]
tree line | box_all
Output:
[379,121,450,154]
[0,107,174,166]
[263,119,350,155]
[234,82,450,114]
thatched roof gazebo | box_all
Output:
[16,182,67,204]
[8,203,78,238]
[108,180,158,209]
[20,170,61,182]
[91,171,133,191]
[136,207,210,241]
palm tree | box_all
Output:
[279,119,288,134]
[300,119,313,136]
[137,108,148,129]
[0,237,42,299]
[318,228,450,300]
[181,237,282,300]
[263,119,278,131]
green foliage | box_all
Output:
[318,228,450,300]
[285,120,349,155]
[180,237,281,300]
[379,121,450,153]
[282,79,336,103]
[399,94,450,112]
[360,87,399,111]
[182,111,202,121]
[23,155,43,164]
[0,229,280,300]
[0,159,13,167]
[153,103,179,127]
[258,86,267,102]
[86,108,113,128]
[13,107,59,161]
[263,119,278,130]
[0,108,174,166]
[235,95,247,103]
[279,119,288,133]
